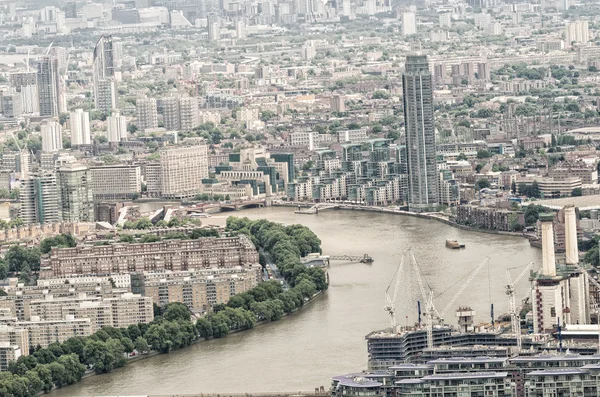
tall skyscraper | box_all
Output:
[37,56,63,117]
[69,109,91,146]
[57,163,94,222]
[93,35,118,114]
[41,119,63,153]
[402,55,439,212]
[107,111,128,142]
[19,172,59,224]
[159,145,208,199]
[402,12,417,36]
[136,97,158,131]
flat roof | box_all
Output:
[423,372,509,380]
[428,357,507,364]
[510,354,600,362]
[523,196,600,210]
[528,368,588,376]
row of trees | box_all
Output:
[0,302,191,396]
[194,218,328,338]
[0,234,78,283]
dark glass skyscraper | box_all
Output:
[402,55,439,212]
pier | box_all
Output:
[294,203,340,214]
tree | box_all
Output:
[163,302,191,322]
[511,180,517,194]
[476,149,492,159]
[134,337,149,354]
[475,179,491,190]
[456,153,468,161]
[572,187,583,197]
[5,245,41,272]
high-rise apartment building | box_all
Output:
[19,172,59,224]
[57,163,94,222]
[159,145,208,199]
[69,109,91,146]
[179,97,199,131]
[41,119,62,152]
[331,94,346,113]
[162,96,180,130]
[93,35,118,114]
[10,71,38,114]
[402,55,439,212]
[1,93,23,118]
[136,97,158,131]
[37,56,63,117]
[402,12,417,36]
[565,20,589,46]
[107,111,127,142]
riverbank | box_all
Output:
[274,202,533,240]
[51,290,326,394]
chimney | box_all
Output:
[564,205,579,265]
[540,213,556,276]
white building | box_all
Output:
[69,109,91,146]
[107,111,127,143]
[402,12,416,36]
[41,119,62,153]
[566,21,589,46]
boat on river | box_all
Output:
[446,240,466,249]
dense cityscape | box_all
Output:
[0,0,600,395]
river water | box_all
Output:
[49,207,541,397]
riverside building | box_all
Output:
[39,235,259,278]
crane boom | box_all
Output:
[384,255,405,330]
[439,258,489,319]
[506,261,534,351]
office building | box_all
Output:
[90,165,141,200]
[69,109,91,146]
[159,145,208,199]
[39,235,259,278]
[107,111,127,142]
[93,35,118,114]
[136,97,158,131]
[41,119,62,153]
[20,172,59,224]
[56,163,94,222]
[37,56,63,117]
[402,12,416,36]
[402,55,439,212]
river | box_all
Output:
[49,207,541,396]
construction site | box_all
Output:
[331,205,600,397]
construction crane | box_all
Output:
[410,251,489,349]
[384,254,405,331]
[45,42,54,56]
[505,262,534,351]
